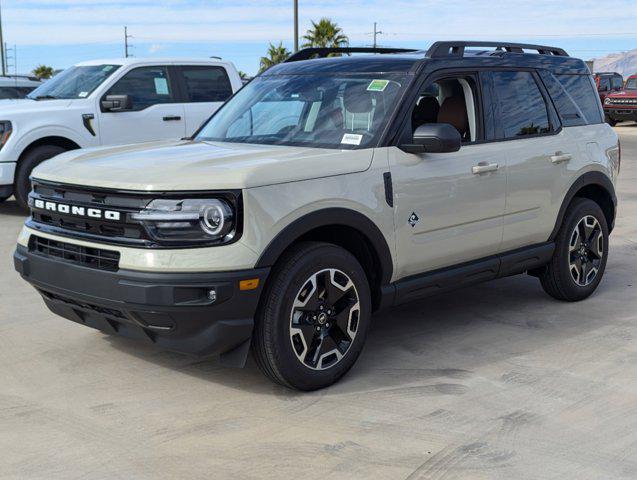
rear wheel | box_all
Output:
[252,242,372,390]
[14,144,66,209]
[540,198,609,301]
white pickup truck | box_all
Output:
[0,57,243,207]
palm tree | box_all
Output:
[259,42,291,73]
[302,18,349,49]
[32,65,54,80]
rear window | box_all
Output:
[556,74,603,124]
[180,66,233,102]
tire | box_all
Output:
[605,115,617,127]
[540,198,609,301]
[14,145,66,209]
[252,242,372,391]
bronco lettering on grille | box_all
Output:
[33,199,122,221]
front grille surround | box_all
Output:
[29,235,121,272]
[27,180,243,248]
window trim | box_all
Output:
[101,65,179,112]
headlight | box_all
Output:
[131,198,236,245]
[0,121,12,149]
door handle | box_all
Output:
[163,116,182,121]
[472,162,499,175]
[551,152,572,164]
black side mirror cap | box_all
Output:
[399,123,462,154]
[101,94,132,112]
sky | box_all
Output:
[3,0,637,76]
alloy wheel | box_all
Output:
[289,268,360,370]
[568,215,603,287]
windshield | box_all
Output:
[625,78,637,90]
[27,64,120,100]
[196,73,408,149]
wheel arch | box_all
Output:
[550,171,617,240]
[18,136,81,163]
[255,208,394,310]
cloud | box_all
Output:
[148,43,165,54]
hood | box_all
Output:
[32,140,375,191]
[0,98,75,116]
[607,89,637,99]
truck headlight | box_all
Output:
[0,121,12,149]
[131,198,236,245]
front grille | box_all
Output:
[29,235,120,272]
[607,98,637,105]
[28,180,150,245]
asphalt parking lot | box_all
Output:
[1,125,637,480]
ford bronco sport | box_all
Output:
[0,57,242,209]
[604,74,637,126]
[14,42,620,390]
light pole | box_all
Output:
[0,1,5,76]
[293,0,298,52]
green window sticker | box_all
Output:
[154,77,169,95]
[367,79,389,92]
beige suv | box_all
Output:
[14,42,620,390]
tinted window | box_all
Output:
[598,77,611,91]
[492,71,550,139]
[556,74,603,124]
[611,76,624,90]
[181,66,233,102]
[106,66,173,110]
[537,70,585,127]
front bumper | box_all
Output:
[14,245,269,365]
[0,161,16,196]
[604,106,637,121]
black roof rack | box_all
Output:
[285,47,419,63]
[426,41,568,58]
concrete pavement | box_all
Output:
[1,125,636,479]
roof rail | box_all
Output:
[426,41,568,58]
[285,47,419,63]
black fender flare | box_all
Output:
[254,207,394,285]
[549,171,617,240]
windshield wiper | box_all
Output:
[30,95,58,100]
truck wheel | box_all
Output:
[540,198,609,302]
[252,242,372,390]
[605,116,617,127]
[14,145,66,209]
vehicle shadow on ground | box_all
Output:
[105,264,623,397]
[0,198,27,218]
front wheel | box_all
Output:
[605,115,617,127]
[14,145,67,209]
[540,198,609,301]
[252,242,372,390]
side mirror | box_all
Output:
[101,94,132,112]
[399,123,462,154]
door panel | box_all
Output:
[97,65,186,146]
[389,143,506,280]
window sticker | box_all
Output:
[154,77,169,95]
[341,133,363,145]
[102,65,114,72]
[367,79,389,92]
[78,91,89,98]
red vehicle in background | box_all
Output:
[594,72,623,103]
[604,74,637,126]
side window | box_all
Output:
[106,66,173,111]
[598,77,611,91]
[180,66,233,103]
[556,74,603,124]
[492,71,551,139]
[611,76,624,90]
[411,76,479,142]
[537,70,585,127]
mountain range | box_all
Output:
[593,49,637,76]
